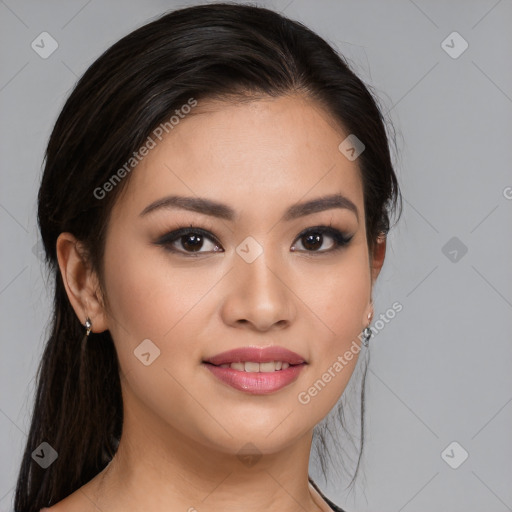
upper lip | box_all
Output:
[203,346,307,366]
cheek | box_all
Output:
[292,250,370,411]
[327,266,369,335]
[102,243,161,335]
[101,237,218,365]
[102,234,189,333]
[101,241,207,402]
[296,249,371,339]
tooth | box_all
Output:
[244,362,260,372]
[259,361,276,372]
[225,361,291,372]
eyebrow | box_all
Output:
[139,193,359,222]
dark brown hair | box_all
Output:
[14,3,402,510]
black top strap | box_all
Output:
[308,476,346,512]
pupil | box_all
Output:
[303,233,322,251]
[183,234,203,251]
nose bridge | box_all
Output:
[235,243,284,299]
[223,239,294,329]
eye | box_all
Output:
[291,226,354,253]
[155,225,223,256]
[155,224,354,257]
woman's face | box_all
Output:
[99,94,378,456]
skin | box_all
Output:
[53,93,385,512]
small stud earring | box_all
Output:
[362,326,373,347]
[85,317,92,337]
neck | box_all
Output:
[88,391,326,512]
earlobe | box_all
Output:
[56,232,108,333]
[364,234,385,328]
[363,302,374,331]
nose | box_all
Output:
[220,250,295,332]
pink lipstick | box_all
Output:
[203,345,307,395]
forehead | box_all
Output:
[112,94,364,223]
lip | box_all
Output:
[203,362,306,395]
[203,345,307,366]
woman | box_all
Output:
[14,3,402,511]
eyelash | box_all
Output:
[154,223,354,257]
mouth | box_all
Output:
[202,345,307,394]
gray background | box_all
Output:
[1,1,511,511]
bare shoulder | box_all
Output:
[39,495,82,512]
[40,481,100,512]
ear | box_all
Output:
[370,233,387,286]
[56,232,109,333]
[364,233,387,325]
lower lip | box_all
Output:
[203,363,306,395]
